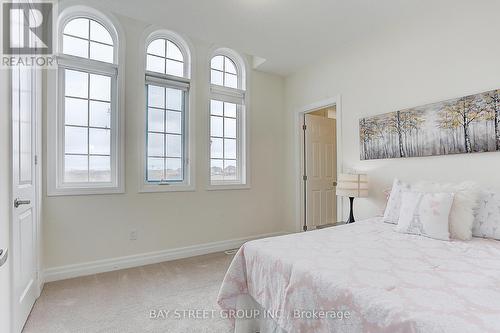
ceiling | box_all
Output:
[91,0,451,76]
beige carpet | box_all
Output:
[23,252,235,333]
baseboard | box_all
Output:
[43,231,287,283]
[37,278,44,297]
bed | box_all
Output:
[217,218,500,333]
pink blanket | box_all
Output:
[218,218,500,333]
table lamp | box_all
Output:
[336,174,368,223]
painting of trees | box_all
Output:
[483,89,500,150]
[400,109,425,156]
[360,114,398,159]
[360,88,500,160]
[359,118,376,160]
[437,95,490,153]
[386,111,406,157]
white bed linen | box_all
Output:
[218,218,500,333]
[233,294,286,333]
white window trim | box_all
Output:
[139,29,195,193]
[207,48,250,190]
[47,5,125,196]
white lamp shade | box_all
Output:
[336,173,368,198]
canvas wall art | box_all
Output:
[359,89,500,160]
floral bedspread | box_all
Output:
[217,218,500,333]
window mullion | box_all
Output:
[163,87,167,181]
[87,72,91,182]
[87,19,91,59]
[222,56,226,87]
[237,106,241,181]
[222,102,226,182]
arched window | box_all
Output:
[62,17,114,63]
[210,55,238,88]
[146,38,186,77]
[209,49,248,187]
[142,31,192,190]
[48,7,123,195]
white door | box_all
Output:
[305,114,337,228]
[11,64,39,333]
[1,66,12,333]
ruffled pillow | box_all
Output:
[383,179,411,224]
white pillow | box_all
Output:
[413,181,478,240]
[383,179,411,224]
[397,191,454,241]
[472,189,500,240]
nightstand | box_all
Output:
[315,222,346,229]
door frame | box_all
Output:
[294,95,344,232]
[9,64,43,331]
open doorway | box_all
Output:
[298,103,341,231]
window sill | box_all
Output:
[206,184,251,191]
[139,183,196,193]
[47,185,124,197]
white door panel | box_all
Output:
[305,114,337,228]
[12,64,39,333]
[312,142,320,178]
[311,190,321,227]
[1,51,12,333]
[325,143,335,178]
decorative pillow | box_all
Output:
[383,179,411,224]
[413,181,478,240]
[472,190,500,240]
[397,191,454,241]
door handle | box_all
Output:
[333,181,337,187]
[14,198,31,208]
[0,249,7,267]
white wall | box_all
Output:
[0,69,11,332]
[284,1,500,228]
[43,10,286,269]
